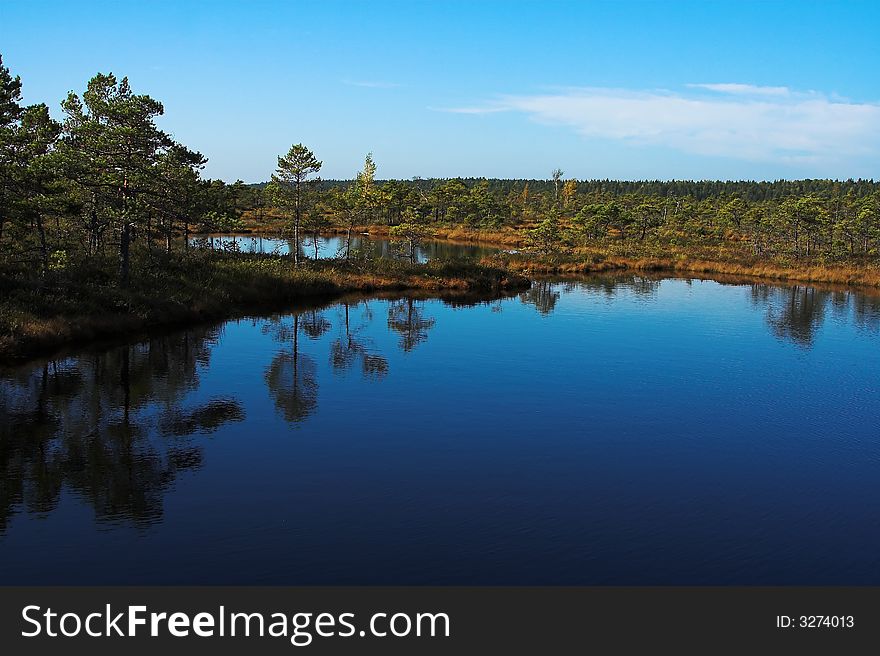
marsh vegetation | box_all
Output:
[2,56,879,361]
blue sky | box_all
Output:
[1,0,878,182]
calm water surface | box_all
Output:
[2,270,880,584]
[190,233,500,263]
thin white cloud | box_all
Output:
[687,83,791,97]
[438,85,880,167]
[343,79,400,89]
[428,105,507,114]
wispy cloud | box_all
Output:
[437,84,880,167]
[428,105,507,115]
[343,79,400,89]
[687,83,792,97]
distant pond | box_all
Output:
[188,233,501,263]
[2,262,880,584]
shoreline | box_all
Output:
[491,253,880,290]
[6,230,880,366]
[227,221,880,289]
[0,253,528,366]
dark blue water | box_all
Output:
[2,275,880,584]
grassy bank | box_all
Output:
[324,224,526,248]
[245,218,880,289]
[364,222,880,288]
[237,212,527,248]
[486,246,880,288]
[0,250,528,363]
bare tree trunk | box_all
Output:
[146,217,155,255]
[35,212,49,275]
[120,179,131,284]
[293,183,301,267]
[90,207,99,256]
[120,219,131,283]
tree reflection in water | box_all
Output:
[758,285,828,347]
[387,298,436,351]
[519,280,560,315]
[519,274,880,349]
[263,314,320,424]
[0,326,244,532]
[3,278,878,537]
[748,283,880,348]
[330,301,389,379]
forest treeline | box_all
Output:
[317,176,880,203]
[297,173,880,261]
[2,54,880,294]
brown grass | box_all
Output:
[489,252,880,288]
[0,252,529,364]
[212,212,880,289]
[320,224,526,247]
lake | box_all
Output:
[2,260,880,584]
[189,233,502,263]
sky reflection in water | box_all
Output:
[1,275,879,584]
